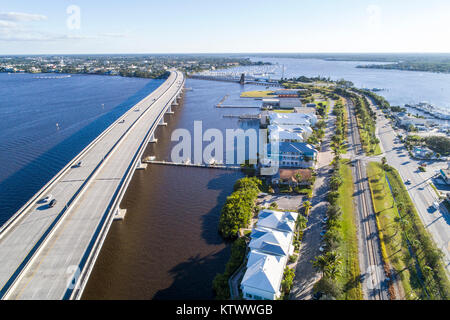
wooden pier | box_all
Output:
[142,159,242,170]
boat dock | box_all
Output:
[223,114,261,120]
[143,159,242,170]
[215,104,260,108]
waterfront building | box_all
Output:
[274,89,303,97]
[278,98,302,109]
[241,252,286,300]
[241,209,299,300]
[261,141,318,169]
[393,112,429,130]
[256,209,298,233]
[268,125,304,143]
[269,112,317,126]
[249,227,294,257]
[262,98,280,109]
[268,124,313,139]
[271,168,313,186]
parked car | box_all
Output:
[405,179,411,185]
[48,199,57,208]
[42,194,53,203]
[433,201,440,210]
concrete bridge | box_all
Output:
[189,74,283,87]
[0,70,185,300]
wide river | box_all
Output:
[0,57,449,299]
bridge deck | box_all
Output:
[0,71,184,300]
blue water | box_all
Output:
[237,57,450,111]
[0,73,163,225]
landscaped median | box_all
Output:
[313,159,362,300]
[366,162,450,300]
[336,160,362,299]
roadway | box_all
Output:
[0,70,184,300]
[367,99,450,275]
[346,98,389,300]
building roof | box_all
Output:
[241,252,286,294]
[279,169,312,183]
[274,89,301,96]
[294,107,316,114]
[269,142,317,156]
[269,112,317,126]
[257,210,298,233]
[249,228,292,256]
[268,124,313,135]
[269,129,304,142]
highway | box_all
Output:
[0,70,184,300]
[368,98,450,275]
[346,98,389,300]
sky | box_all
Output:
[0,0,449,54]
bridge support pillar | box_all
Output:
[166,105,174,114]
[136,161,147,170]
[114,208,127,221]
[149,133,158,143]
[158,117,167,126]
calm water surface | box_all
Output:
[242,57,450,110]
[2,57,449,299]
[82,79,261,299]
[0,73,162,225]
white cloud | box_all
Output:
[0,12,47,22]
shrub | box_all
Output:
[218,177,261,239]
[212,237,247,299]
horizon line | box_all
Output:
[2,51,450,56]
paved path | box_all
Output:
[290,100,335,300]
[366,97,450,275]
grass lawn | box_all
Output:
[367,162,450,300]
[240,90,274,98]
[273,109,294,113]
[367,162,418,299]
[385,166,450,299]
[336,160,362,299]
[359,129,382,156]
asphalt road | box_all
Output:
[290,100,335,300]
[346,98,389,300]
[0,71,184,299]
[368,99,450,275]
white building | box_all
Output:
[279,98,302,109]
[269,112,318,126]
[256,210,298,233]
[249,228,294,257]
[241,252,286,300]
[268,126,304,143]
[241,210,299,300]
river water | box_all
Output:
[237,57,450,111]
[1,57,449,299]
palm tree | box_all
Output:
[303,201,312,216]
[324,251,342,280]
[312,255,328,277]
[297,215,308,231]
